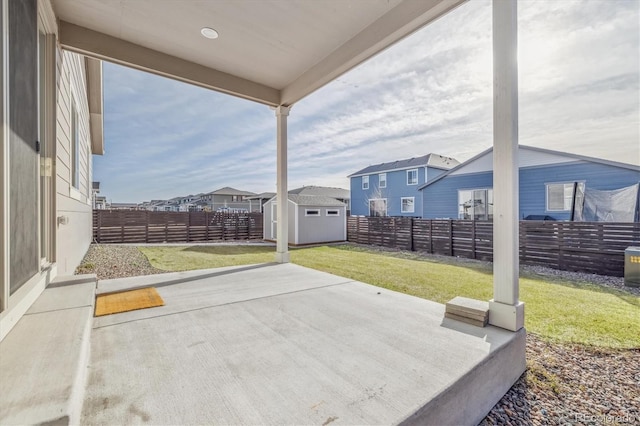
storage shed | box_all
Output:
[264,194,347,245]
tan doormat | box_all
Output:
[95,287,164,317]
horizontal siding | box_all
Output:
[423,173,493,219]
[422,161,640,220]
[56,50,92,201]
[351,167,438,216]
[520,162,640,220]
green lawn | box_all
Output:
[139,244,639,349]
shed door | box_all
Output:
[271,203,277,240]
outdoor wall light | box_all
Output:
[57,216,69,226]
[200,27,219,39]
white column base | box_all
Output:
[489,300,524,332]
[275,252,290,264]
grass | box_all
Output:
[139,245,275,270]
[138,244,639,349]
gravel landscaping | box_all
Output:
[77,244,639,425]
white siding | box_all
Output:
[449,147,578,176]
[55,50,93,275]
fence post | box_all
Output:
[145,211,149,243]
[449,219,453,256]
[409,218,414,251]
[429,220,433,254]
[205,211,210,241]
[97,210,102,243]
[471,220,476,259]
[164,212,168,243]
[557,222,564,271]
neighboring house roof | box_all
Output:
[207,187,256,196]
[417,145,640,191]
[270,194,346,207]
[348,153,459,177]
[246,192,276,200]
[289,186,350,199]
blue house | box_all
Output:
[419,145,640,221]
[349,154,460,216]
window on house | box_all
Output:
[71,102,80,189]
[231,195,241,202]
[407,169,418,185]
[362,175,369,190]
[458,189,493,220]
[401,197,415,213]
[326,209,340,216]
[305,209,320,216]
[379,173,387,188]
[546,182,585,211]
[369,199,387,217]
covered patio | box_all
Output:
[2,0,526,424]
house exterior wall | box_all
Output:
[204,194,254,211]
[422,161,640,220]
[296,205,346,245]
[1,1,100,340]
[350,166,447,216]
[55,50,94,275]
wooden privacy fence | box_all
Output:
[93,210,263,243]
[347,217,640,277]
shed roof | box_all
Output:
[348,153,459,177]
[288,186,349,199]
[271,194,346,207]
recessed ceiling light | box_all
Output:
[200,27,219,39]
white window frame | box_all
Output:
[362,175,369,190]
[545,181,585,212]
[369,198,387,217]
[458,188,494,220]
[378,173,387,188]
[407,169,418,185]
[401,197,415,213]
[326,209,340,216]
[305,209,320,217]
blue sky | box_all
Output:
[96,0,639,203]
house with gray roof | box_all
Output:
[201,187,257,212]
[264,193,347,245]
[348,154,459,216]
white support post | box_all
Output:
[489,0,524,331]
[274,105,290,263]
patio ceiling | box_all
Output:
[52,0,465,106]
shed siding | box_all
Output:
[422,161,640,220]
[263,200,346,244]
[296,206,346,244]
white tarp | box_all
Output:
[574,183,639,222]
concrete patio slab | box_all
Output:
[83,263,525,425]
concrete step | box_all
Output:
[0,274,97,425]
